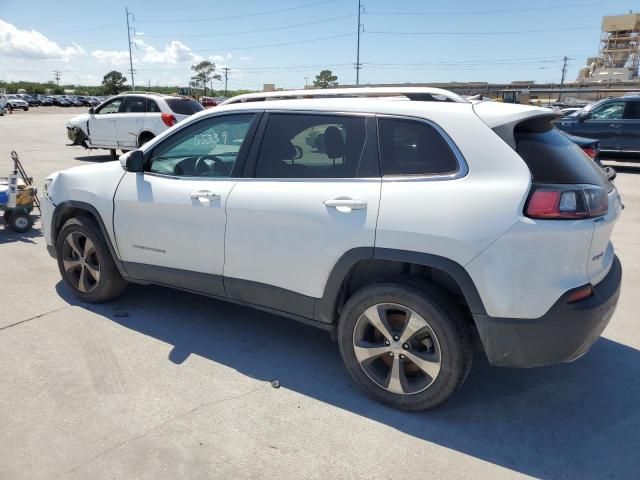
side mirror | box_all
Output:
[121,150,144,172]
[577,110,590,122]
[88,107,95,114]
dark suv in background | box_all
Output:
[557,96,640,155]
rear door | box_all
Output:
[116,96,146,149]
[619,99,640,153]
[88,97,123,147]
[223,112,380,317]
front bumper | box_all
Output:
[473,255,622,368]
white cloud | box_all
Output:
[137,39,202,64]
[0,20,84,60]
[240,56,252,62]
[91,49,130,66]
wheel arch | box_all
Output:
[315,247,487,325]
[52,200,128,277]
[137,130,155,147]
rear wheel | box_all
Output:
[109,149,117,160]
[338,281,473,411]
[23,106,29,111]
[56,216,127,302]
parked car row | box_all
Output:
[1,93,106,108]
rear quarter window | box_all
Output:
[165,98,204,115]
[514,120,609,187]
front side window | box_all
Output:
[148,113,256,177]
[590,102,625,120]
[378,118,459,176]
[97,98,123,114]
[255,114,366,178]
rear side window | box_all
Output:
[255,114,366,178]
[165,98,204,115]
[146,99,161,113]
[119,96,146,113]
[623,101,640,119]
[514,120,608,187]
[378,118,459,176]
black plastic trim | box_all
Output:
[51,200,129,277]
[373,248,487,315]
[123,262,225,297]
[474,255,622,368]
[225,277,315,318]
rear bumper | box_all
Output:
[473,255,622,368]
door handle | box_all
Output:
[190,190,220,201]
[324,197,368,213]
[610,123,622,128]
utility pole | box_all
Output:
[304,76,308,88]
[355,0,364,85]
[222,67,230,96]
[126,6,135,90]
[53,71,61,86]
[559,55,568,102]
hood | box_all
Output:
[66,113,90,127]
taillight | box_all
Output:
[582,147,597,159]
[525,184,608,220]
[161,113,176,127]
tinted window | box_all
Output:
[515,120,609,187]
[149,113,255,177]
[590,102,624,120]
[256,114,366,178]
[119,96,146,113]
[378,118,459,175]
[623,101,640,119]
[97,98,123,114]
[146,99,161,113]
[165,98,204,115]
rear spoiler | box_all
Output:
[473,102,561,149]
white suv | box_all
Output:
[42,87,623,410]
[66,92,204,159]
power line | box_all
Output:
[191,32,354,53]
[366,0,633,16]
[136,0,338,24]
[141,14,354,38]
[367,26,599,36]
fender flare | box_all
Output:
[51,200,129,278]
[314,247,487,324]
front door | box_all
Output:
[224,112,381,317]
[113,112,260,296]
[570,100,625,151]
[116,95,146,149]
[88,96,123,147]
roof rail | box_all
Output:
[121,91,167,96]
[220,87,469,105]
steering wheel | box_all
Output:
[194,155,224,176]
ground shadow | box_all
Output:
[74,154,113,163]
[0,221,42,244]
[56,282,640,479]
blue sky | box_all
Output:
[0,0,637,89]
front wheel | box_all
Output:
[8,211,33,233]
[338,281,473,411]
[23,107,29,111]
[56,216,127,302]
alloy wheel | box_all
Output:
[62,231,101,293]
[352,303,442,395]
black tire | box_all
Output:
[338,280,473,411]
[8,211,33,233]
[121,149,130,154]
[55,215,127,303]
[3,210,10,223]
[109,149,117,160]
[138,133,155,147]
[23,107,29,111]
